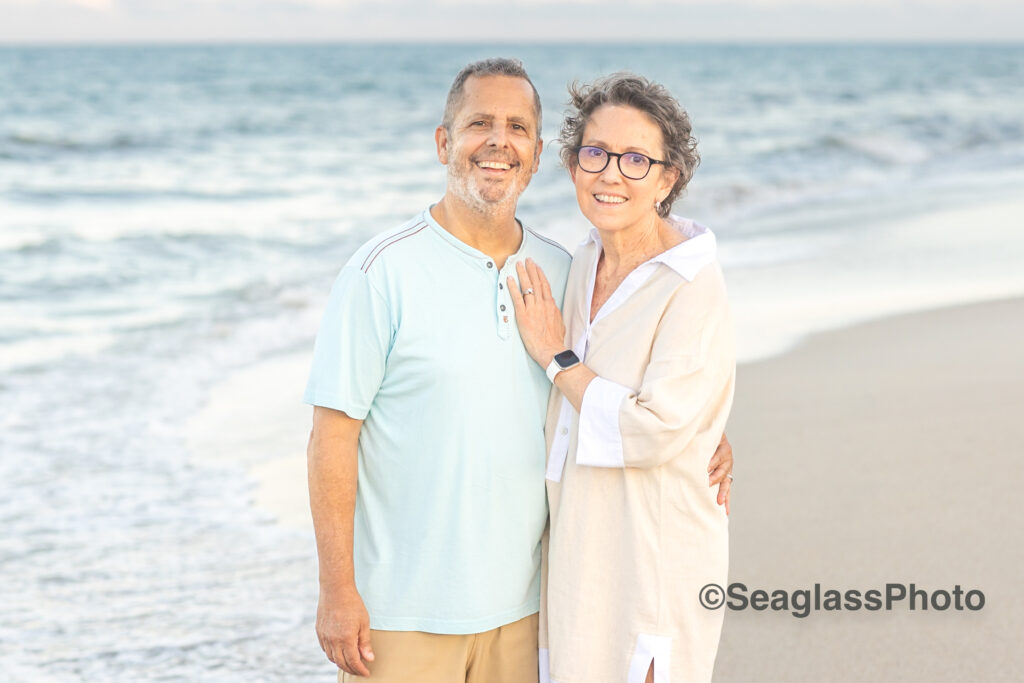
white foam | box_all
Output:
[185,352,313,531]
[727,196,1024,362]
[0,333,116,373]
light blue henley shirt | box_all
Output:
[305,208,571,633]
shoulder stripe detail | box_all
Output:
[360,221,427,272]
[527,229,571,257]
[362,224,429,273]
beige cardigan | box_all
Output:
[539,218,735,683]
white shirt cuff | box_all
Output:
[576,377,631,468]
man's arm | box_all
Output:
[308,405,374,677]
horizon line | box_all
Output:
[2,38,1023,48]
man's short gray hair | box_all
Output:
[441,58,542,136]
[558,73,700,218]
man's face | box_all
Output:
[436,75,542,215]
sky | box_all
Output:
[1,0,1022,44]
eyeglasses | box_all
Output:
[575,145,668,180]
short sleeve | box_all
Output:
[303,266,392,419]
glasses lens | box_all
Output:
[577,146,608,173]
[619,152,651,179]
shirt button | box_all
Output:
[499,304,506,311]
[498,283,503,289]
[486,261,494,268]
[561,427,569,435]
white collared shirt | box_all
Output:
[546,215,718,482]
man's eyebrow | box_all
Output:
[464,113,494,121]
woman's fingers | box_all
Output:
[525,258,541,289]
[516,261,534,298]
[507,276,525,314]
[528,258,554,302]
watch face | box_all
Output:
[554,350,580,369]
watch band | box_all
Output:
[545,358,562,383]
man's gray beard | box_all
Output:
[447,165,523,219]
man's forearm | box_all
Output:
[307,407,363,592]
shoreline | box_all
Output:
[185,290,1024,535]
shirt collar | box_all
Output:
[586,215,717,282]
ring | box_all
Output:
[524,288,535,296]
[727,474,734,481]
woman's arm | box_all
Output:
[509,259,734,503]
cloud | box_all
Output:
[0,0,114,7]
[67,0,115,9]
[1,0,1022,42]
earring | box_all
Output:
[654,200,662,211]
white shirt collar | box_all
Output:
[586,214,717,282]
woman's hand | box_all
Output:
[508,258,566,368]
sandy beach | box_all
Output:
[716,297,1024,682]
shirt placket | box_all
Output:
[491,257,515,340]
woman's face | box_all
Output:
[570,104,679,235]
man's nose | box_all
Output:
[486,123,509,147]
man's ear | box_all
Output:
[435,126,449,165]
[531,138,543,174]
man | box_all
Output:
[304,58,733,682]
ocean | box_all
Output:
[2,43,1023,681]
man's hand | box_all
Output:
[308,407,372,675]
[707,432,733,515]
[316,585,374,676]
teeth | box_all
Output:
[478,161,512,170]
[595,194,627,204]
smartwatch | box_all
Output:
[546,350,581,383]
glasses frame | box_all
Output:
[575,145,668,180]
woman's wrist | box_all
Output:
[537,345,563,369]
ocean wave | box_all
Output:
[2,131,155,155]
[6,186,296,203]
[0,116,306,160]
[817,133,933,165]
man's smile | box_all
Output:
[476,160,514,171]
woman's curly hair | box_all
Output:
[558,73,700,218]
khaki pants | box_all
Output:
[339,613,538,683]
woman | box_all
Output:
[509,74,735,683]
